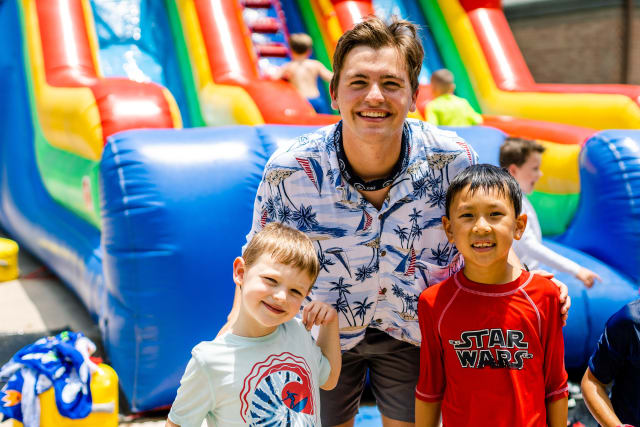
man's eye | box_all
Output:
[384,81,400,88]
[351,80,366,86]
[459,213,473,218]
[490,212,504,217]
[291,289,303,296]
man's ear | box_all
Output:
[409,89,418,112]
[330,86,339,111]
[442,216,454,243]
[507,164,518,177]
[233,257,246,287]
[514,213,527,241]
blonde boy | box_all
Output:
[166,223,340,427]
[415,164,568,426]
[426,69,482,126]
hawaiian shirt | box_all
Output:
[247,119,478,350]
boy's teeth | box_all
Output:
[360,111,386,117]
[472,242,493,248]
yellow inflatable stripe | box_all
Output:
[24,0,103,161]
[80,0,102,78]
[535,141,580,194]
[162,87,184,129]
[439,0,640,129]
[176,0,213,92]
[175,0,263,126]
[317,0,343,46]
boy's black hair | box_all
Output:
[445,164,522,218]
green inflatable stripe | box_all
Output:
[295,0,332,96]
[35,135,102,227]
[165,0,205,127]
[18,2,101,228]
[417,0,481,112]
[295,0,332,69]
[528,191,580,237]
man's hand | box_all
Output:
[302,301,338,330]
[576,267,601,289]
[532,270,571,326]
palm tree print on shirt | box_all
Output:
[391,283,419,321]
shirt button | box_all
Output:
[380,250,387,257]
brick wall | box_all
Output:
[504,3,640,84]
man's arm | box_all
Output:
[165,420,179,427]
[303,301,341,390]
[546,397,568,427]
[415,399,441,427]
[581,368,622,427]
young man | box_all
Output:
[166,223,340,427]
[581,299,640,427]
[415,164,568,426]
[500,137,601,288]
[230,17,570,427]
[425,69,482,127]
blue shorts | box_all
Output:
[307,95,332,115]
[319,328,420,425]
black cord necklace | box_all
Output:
[333,122,410,191]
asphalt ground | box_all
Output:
[0,232,599,426]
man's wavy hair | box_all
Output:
[330,16,424,96]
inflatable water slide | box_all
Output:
[0,0,639,413]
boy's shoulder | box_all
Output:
[192,318,310,358]
[526,273,561,298]
[419,275,457,306]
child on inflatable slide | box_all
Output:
[500,136,601,288]
[165,223,340,427]
[426,68,483,127]
[272,33,334,114]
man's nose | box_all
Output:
[365,83,384,103]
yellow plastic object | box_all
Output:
[0,238,19,282]
[13,363,118,427]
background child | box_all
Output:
[273,33,333,114]
[166,223,340,427]
[415,164,568,426]
[581,298,640,427]
[426,68,483,126]
[500,136,601,288]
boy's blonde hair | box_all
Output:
[289,33,313,55]
[430,68,454,87]
[243,223,320,284]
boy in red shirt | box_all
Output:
[415,164,568,426]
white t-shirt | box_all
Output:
[168,318,331,427]
[512,196,581,275]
